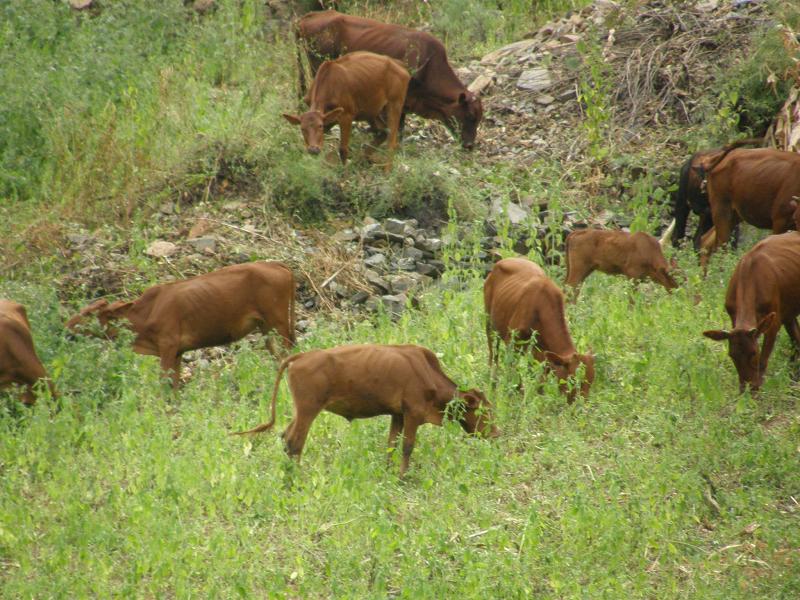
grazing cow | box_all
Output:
[484,258,594,401]
[66,262,295,388]
[565,229,678,297]
[671,138,761,248]
[234,344,498,476]
[295,10,483,149]
[694,148,800,265]
[703,232,800,392]
[283,51,409,168]
[0,300,55,405]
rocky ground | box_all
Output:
[56,0,797,338]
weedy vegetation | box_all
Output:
[2,0,799,598]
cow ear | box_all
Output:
[703,330,729,341]
[544,351,569,367]
[104,301,134,318]
[282,113,301,125]
[322,107,344,124]
[756,312,776,335]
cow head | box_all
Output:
[543,351,595,402]
[66,298,133,339]
[457,388,500,438]
[454,91,483,150]
[703,312,776,391]
[656,258,679,291]
[283,109,344,155]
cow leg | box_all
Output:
[337,118,352,164]
[159,349,182,390]
[283,402,323,459]
[399,414,422,477]
[387,413,403,466]
[758,326,780,380]
[785,318,800,358]
[692,212,713,251]
[384,101,404,171]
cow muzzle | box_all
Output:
[307,146,321,156]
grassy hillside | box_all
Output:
[2,0,800,597]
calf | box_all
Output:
[295,10,483,149]
[0,300,55,405]
[695,148,800,266]
[565,229,677,297]
[66,261,295,388]
[283,51,409,168]
[484,258,594,401]
[703,231,800,391]
[234,344,498,476]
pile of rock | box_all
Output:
[328,217,447,317]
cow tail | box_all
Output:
[294,23,307,105]
[232,355,297,435]
[289,273,296,346]
[564,231,574,284]
[672,158,692,246]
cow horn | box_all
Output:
[659,219,676,249]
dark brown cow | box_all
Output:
[283,51,409,168]
[234,344,498,476]
[295,10,483,149]
[695,148,800,266]
[671,138,761,248]
[565,229,677,297]
[484,258,594,401]
[703,231,800,391]
[66,262,295,388]
[0,300,55,405]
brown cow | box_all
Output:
[66,262,295,388]
[565,229,678,297]
[671,138,761,248]
[695,148,800,265]
[283,51,409,168]
[295,10,483,149]
[484,258,595,401]
[0,300,55,405]
[703,231,800,392]
[234,344,498,476]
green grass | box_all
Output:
[2,1,800,596]
[2,247,799,597]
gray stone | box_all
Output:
[380,294,407,316]
[364,253,387,268]
[416,238,443,253]
[296,319,310,332]
[349,291,370,305]
[159,202,175,215]
[361,223,382,239]
[384,218,408,235]
[402,246,425,260]
[186,236,216,253]
[481,39,539,65]
[517,68,552,92]
[535,94,555,105]
[389,275,418,293]
[145,240,178,258]
[364,269,391,293]
[490,197,530,225]
[468,73,494,94]
[396,257,417,271]
[416,262,438,277]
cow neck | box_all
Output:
[309,62,337,111]
[732,255,766,330]
[535,300,576,356]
